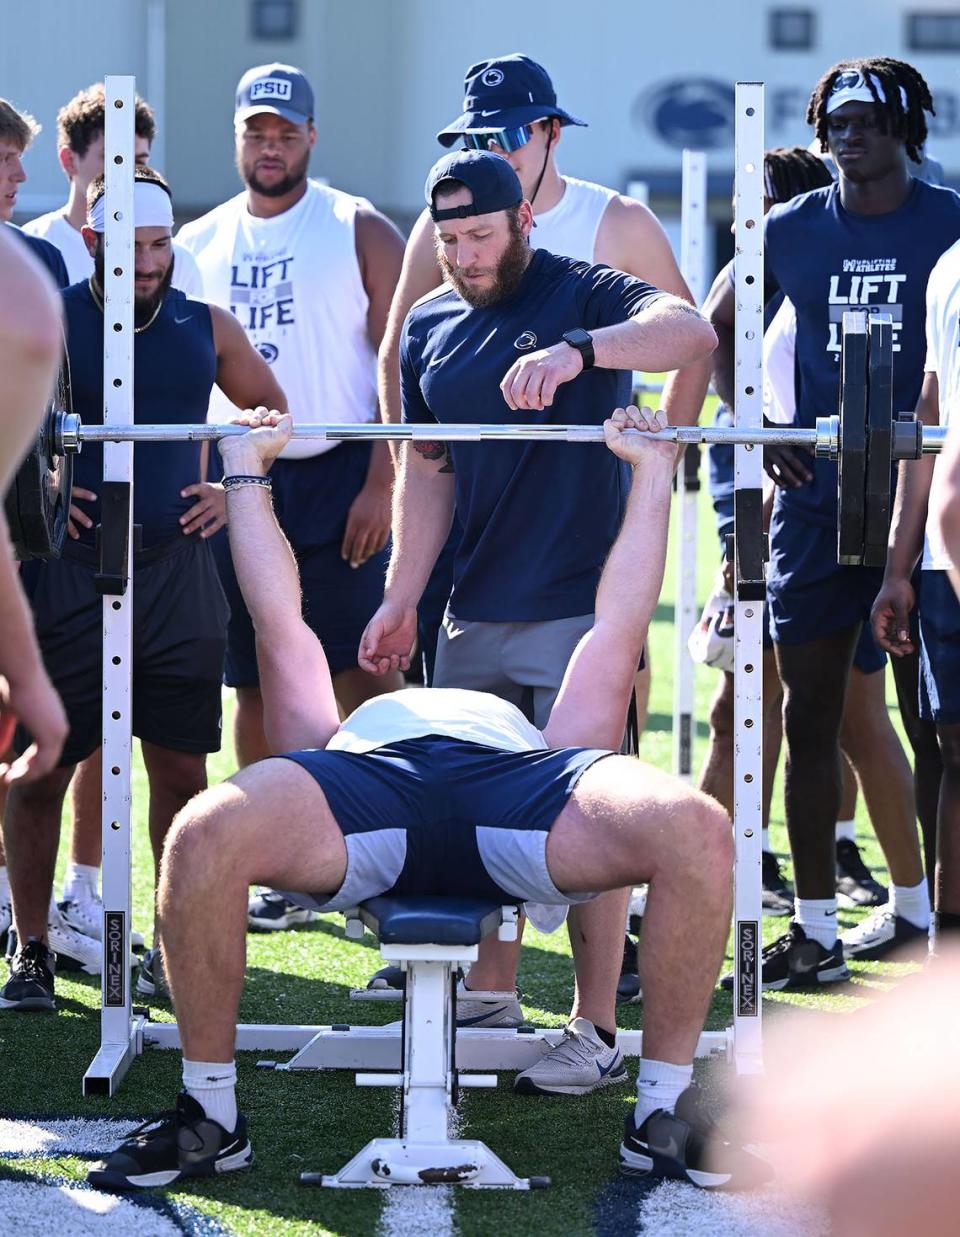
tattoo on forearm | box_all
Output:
[413,440,454,473]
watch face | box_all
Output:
[566,329,591,346]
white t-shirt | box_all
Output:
[762,298,797,425]
[922,238,960,570]
[23,208,203,294]
[530,175,617,264]
[176,180,377,459]
[328,687,546,754]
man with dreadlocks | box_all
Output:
[741,58,960,990]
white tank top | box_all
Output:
[327,687,547,754]
[176,180,377,459]
[530,175,617,263]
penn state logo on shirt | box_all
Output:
[482,67,505,87]
[514,331,538,350]
[257,342,279,364]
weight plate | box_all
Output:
[837,312,868,566]
[863,315,894,568]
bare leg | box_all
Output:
[233,687,270,769]
[547,756,733,1063]
[158,759,346,1062]
[761,650,784,830]
[841,667,924,888]
[838,755,858,823]
[141,743,208,943]
[890,649,943,893]
[3,765,75,940]
[69,752,102,867]
[333,665,404,715]
[634,657,651,737]
[934,722,960,916]
[567,888,631,1031]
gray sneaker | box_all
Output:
[455,978,522,1027]
[514,1017,626,1096]
[136,947,169,999]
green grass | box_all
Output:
[0,470,920,1235]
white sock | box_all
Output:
[63,862,100,902]
[182,1058,238,1131]
[794,897,838,948]
[892,879,931,930]
[761,828,771,852]
[0,866,9,904]
[835,819,856,843]
[634,1058,693,1125]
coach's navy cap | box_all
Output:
[425,151,524,221]
[437,53,587,147]
[235,63,314,126]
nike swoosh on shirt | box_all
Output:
[174,314,192,325]
[427,341,465,367]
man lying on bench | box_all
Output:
[89,406,770,1193]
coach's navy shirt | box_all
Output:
[401,248,666,621]
[64,283,217,547]
[765,179,960,527]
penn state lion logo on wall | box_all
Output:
[637,78,736,150]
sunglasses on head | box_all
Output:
[462,124,536,154]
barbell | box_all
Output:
[3,312,947,566]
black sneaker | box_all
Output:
[136,947,169,999]
[619,1084,773,1190]
[616,933,642,1005]
[88,1092,253,1190]
[366,963,405,991]
[721,921,848,992]
[0,939,56,1011]
[836,838,888,908]
[761,851,793,917]
[247,890,318,931]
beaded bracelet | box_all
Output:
[222,474,272,493]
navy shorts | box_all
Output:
[17,537,228,766]
[919,570,960,723]
[211,441,389,685]
[274,736,612,912]
[767,507,885,663]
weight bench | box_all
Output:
[301,894,549,1190]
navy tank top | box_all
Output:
[63,283,217,547]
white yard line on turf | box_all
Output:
[376,1098,456,1237]
[0,1116,143,1158]
[637,1180,830,1237]
[0,1178,183,1236]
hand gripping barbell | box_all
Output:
[3,312,947,565]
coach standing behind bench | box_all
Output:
[360,151,715,1090]
[1,167,286,1012]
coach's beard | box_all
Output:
[437,221,532,309]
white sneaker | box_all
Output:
[247,889,319,931]
[455,978,523,1027]
[839,906,929,961]
[514,1017,627,1096]
[0,903,11,949]
[59,892,145,951]
[47,902,104,975]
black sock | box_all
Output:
[594,1025,617,1049]
[935,910,960,935]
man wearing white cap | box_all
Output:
[1,166,286,1011]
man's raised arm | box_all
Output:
[219,413,340,753]
[544,408,677,751]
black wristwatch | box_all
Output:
[562,328,595,371]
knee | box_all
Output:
[782,687,841,751]
[149,751,207,804]
[161,790,237,888]
[667,791,734,884]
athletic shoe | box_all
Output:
[514,1017,626,1096]
[247,890,319,931]
[720,921,848,992]
[0,902,11,955]
[761,851,793,917]
[836,838,888,908]
[366,963,405,991]
[455,978,522,1028]
[617,933,643,1005]
[136,947,169,999]
[59,893,145,951]
[840,907,929,962]
[0,939,56,1011]
[619,1084,773,1190]
[87,1092,253,1191]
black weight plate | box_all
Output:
[4,335,73,560]
[863,315,894,568]
[837,312,868,566]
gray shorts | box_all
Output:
[433,610,594,729]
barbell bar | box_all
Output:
[49,409,948,456]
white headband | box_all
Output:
[826,70,908,116]
[87,180,174,233]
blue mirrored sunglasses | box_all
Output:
[462,125,535,154]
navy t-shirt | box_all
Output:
[7,222,68,288]
[765,179,960,526]
[401,248,666,621]
[64,283,217,547]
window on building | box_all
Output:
[251,0,298,40]
[907,11,960,50]
[769,8,815,50]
